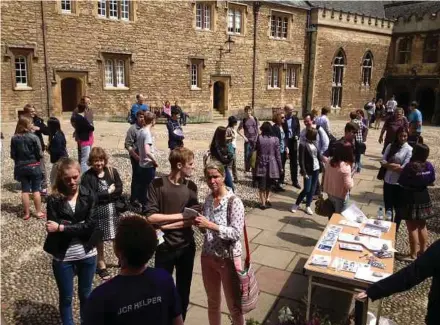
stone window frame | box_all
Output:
[4,45,37,91]
[226,2,247,36]
[98,52,132,90]
[396,37,412,65]
[331,48,346,109]
[96,0,134,22]
[187,57,205,90]
[285,63,300,89]
[57,0,77,15]
[361,51,373,87]
[423,34,439,64]
[195,1,214,31]
[267,63,282,89]
[269,10,291,41]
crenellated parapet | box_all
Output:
[310,7,394,36]
[393,11,440,34]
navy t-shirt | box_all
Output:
[83,268,181,325]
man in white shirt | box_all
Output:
[386,95,397,117]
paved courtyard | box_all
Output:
[1,118,439,325]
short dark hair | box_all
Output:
[303,113,313,120]
[115,214,157,268]
[345,122,359,133]
[228,115,238,127]
[331,141,354,167]
[410,101,418,108]
[244,105,252,112]
[411,143,429,163]
[260,121,274,137]
[305,127,318,141]
[321,106,330,115]
[171,107,180,116]
[349,111,358,120]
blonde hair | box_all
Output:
[169,147,194,170]
[88,147,109,166]
[15,117,33,134]
[51,158,81,197]
[204,161,225,177]
[143,111,156,125]
[311,108,320,119]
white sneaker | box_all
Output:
[305,207,313,215]
[290,204,299,213]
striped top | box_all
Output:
[53,199,97,262]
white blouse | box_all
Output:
[202,190,245,258]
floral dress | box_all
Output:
[96,177,118,241]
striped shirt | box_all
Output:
[53,199,97,262]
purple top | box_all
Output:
[399,161,436,188]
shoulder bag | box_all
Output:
[226,196,259,314]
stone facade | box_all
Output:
[1,1,439,122]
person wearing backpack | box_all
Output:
[237,106,259,173]
[128,94,149,124]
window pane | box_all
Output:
[109,0,118,19]
[191,64,198,87]
[121,0,129,20]
[105,60,114,86]
[273,67,279,88]
[286,68,290,87]
[228,9,234,32]
[292,67,297,87]
[196,4,202,28]
[15,56,27,85]
[204,5,211,30]
[61,0,71,12]
[116,60,125,86]
[235,10,241,34]
[282,17,288,39]
[271,16,276,37]
[98,0,106,16]
[277,17,282,38]
[268,67,273,87]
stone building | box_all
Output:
[1,1,439,122]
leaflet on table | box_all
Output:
[359,226,383,238]
[355,266,391,283]
[309,255,332,267]
[341,203,367,223]
[365,219,392,233]
[339,243,363,251]
[330,257,369,273]
[317,225,343,252]
[338,219,363,229]
[338,233,394,252]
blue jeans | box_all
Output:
[328,194,349,213]
[79,145,91,174]
[138,166,156,205]
[224,166,235,192]
[295,170,320,207]
[244,141,255,172]
[52,256,97,325]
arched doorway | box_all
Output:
[416,87,436,121]
[376,78,387,101]
[395,89,411,112]
[213,81,226,114]
[61,78,81,112]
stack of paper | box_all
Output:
[310,255,331,267]
[355,266,391,283]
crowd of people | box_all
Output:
[6,93,439,325]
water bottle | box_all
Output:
[385,210,393,222]
[377,206,384,220]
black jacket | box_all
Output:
[367,239,440,325]
[32,116,49,150]
[272,124,286,147]
[298,142,323,176]
[48,131,68,164]
[81,167,123,205]
[283,115,301,141]
[71,111,94,141]
[43,186,100,258]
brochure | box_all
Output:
[342,203,367,223]
[339,243,363,252]
[355,266,391,283]
[360,226,383,238]
[310,255,331,267]
[317,225,343,253]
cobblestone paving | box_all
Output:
[1,119,439,325]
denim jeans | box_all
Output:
[244,141,255,172]
[328,194,349,213]
[79,145,91,174]
[138,166,156,205]
[295,170,320,207]
[155,243,196,321]
[224,167,235,192]
[52,256,97,325]
[383,182,402,231]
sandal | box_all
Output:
[259,204,266,210]
[36,212,46,219]
[23,214,31,221]
[96,268,111,281]
[266,201,272,207]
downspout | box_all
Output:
[304,4,313,114]
[251,2,261,110]
[40,1,51,117]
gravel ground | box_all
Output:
[1,121,439,325]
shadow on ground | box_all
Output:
[12,300,59,325]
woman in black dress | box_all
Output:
[81,147,122,280]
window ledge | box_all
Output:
[190,86,202,91]
[104,86,130,91]
[14,86,33,91]
[267,87,281,90]
[195,28,213,32]
[269,37,288,41]
[227,32,244,37]
[97,16,131,22]
[286,87,299,90]
[61,10,72,14]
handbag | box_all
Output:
[315,194,335,218]
[226,197,259,314]
[107,167,128,213]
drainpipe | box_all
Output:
[251,2,261,110]
[304,3,314,115]
[40,1,51,118]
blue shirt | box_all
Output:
[130,103,149,124]
[83,268,181,325]
[408,109,422,133]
